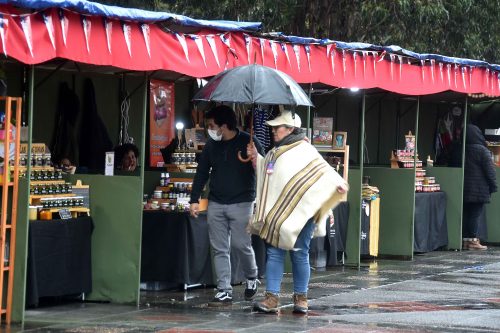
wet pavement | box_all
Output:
[6,248,500,332]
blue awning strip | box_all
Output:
[0,0,262,32]
[279,35,500,71]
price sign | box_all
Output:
[59,209,72,220]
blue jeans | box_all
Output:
[265,219,315,294]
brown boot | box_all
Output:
[462,239,471,250]
[468,238,487,250]
[292,293,308,314]
[253,292,279,313]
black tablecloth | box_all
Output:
[360,200,370,255]
[414,192,448,252]
[26,217,93,306]
[141,211,213,285]
[310,202,349,266]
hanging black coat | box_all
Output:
[50,82,79,164]
[78,78,113,173]
[463,124,497,203]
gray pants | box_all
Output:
[207,201,258,292]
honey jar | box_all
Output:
[39,210,52,220]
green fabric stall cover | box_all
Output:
[11,179,30,323]
[345,169,361,266]
[485,168,500,243]
[364,167,415,258]
[67,174,142,304]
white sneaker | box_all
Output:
[244,278,260,301]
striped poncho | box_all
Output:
[251,140,348,250]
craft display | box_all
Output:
[390,132,441,193]
[21,144,91,220]
[144,176,195,213]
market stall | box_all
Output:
[1,0,500,325]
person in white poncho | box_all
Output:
[246,110,348,314]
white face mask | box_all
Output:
[208,128,223,141]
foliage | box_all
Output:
[97,0,500,64]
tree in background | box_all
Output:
[97,0,500,64]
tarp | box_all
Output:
[0,1,499,96]
[276,34,500,72]
[0,0,262,32]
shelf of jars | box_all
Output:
[165,150,198,173]
[14,145,91,220]
[144,173,195,213]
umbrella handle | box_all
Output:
[238,151,251,163]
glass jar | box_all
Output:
[43,153,52,167]
[35,153,43,167]
[39,210,52,220]
[20,153,27,167]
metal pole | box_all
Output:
[307,83,312,139]
[414,97,420,170]
[460,96,468,249]
[360,93,366,167]
[140,74,148,182]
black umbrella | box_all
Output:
[193,64,313,107]
[193,64,313,161]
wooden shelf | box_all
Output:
[30,180,65,185]
[43,207,90,213]
[30,193,76,199]
[0,96,23,324]
[317,145,349,182]
[317,148,348,153]
[18,166,55,171]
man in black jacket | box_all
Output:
[189,105,263,305]
[463,124,497,250]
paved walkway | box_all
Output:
[8,248,500,332]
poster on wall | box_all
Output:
[149,80,175,167]
[312,117,333,147]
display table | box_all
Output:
[26,217,93,307]
[414,192,448,252]
[310,201,349,267]
[141,211,213,286]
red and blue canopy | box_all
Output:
[0,0,499,97]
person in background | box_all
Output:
[114,143,139,172]
[58,157,76,174]
[246,110,348,314]
[462,124,497,250]
[189,105,263,306]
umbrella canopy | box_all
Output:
[193,64,313,107]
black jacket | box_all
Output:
[190,130,263,204]
[463,124,497,203]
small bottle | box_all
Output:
[165,172,170,185]
[427,155,434,167]
[160,173,166,186]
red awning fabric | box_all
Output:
[1,7,499,97]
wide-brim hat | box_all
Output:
[266,111,301,128]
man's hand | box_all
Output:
[190,203,200,218]
[337,183,348,194]
[247,142,258,167]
